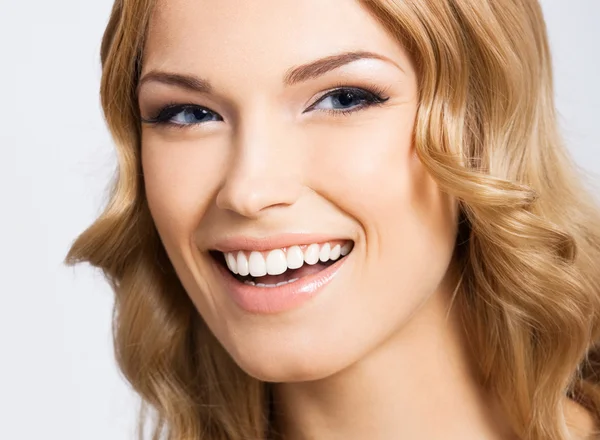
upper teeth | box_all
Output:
[224,241,353,277]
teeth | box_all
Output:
[319,243,331,262]
[223,240,354,278]
[226,252,238,274]
[280,278,299,285]
[252,278,299,288]
[249,251,267,277]
[341,242,353,256]
[330,244,341,260]
[266,249,287,275]
[237,251,249,276]
[286,245,304,269]
[304,243,320,265]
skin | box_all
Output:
[138,0,595,438]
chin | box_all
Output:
[232,346,353,383]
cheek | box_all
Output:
[305,106,418,217]
[308,108,457,300]
[141,135,232,310]
[141,134,227,246]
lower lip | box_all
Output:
[213,253,350,314]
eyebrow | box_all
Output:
[137,50,402,94]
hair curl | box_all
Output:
[65,0,600,438]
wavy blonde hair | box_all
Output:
[65,0,600,438]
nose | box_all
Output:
[215,115,303,218]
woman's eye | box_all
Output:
[141,86,389,128]
[142,105,222,127]
[307,87,389,115]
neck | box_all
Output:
[270,287,514,440]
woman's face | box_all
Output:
[139,0,458,381]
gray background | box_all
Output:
[0,1,598,439]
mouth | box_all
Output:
[209,240,353,286]
[208,240,354,314]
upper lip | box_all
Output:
[209,233,354,253]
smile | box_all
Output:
[209,239,354,314]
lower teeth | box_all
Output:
[244,278,300,287]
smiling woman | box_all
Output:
[65,0,600,439]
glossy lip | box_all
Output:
[210,233,354,253]
[211,249,351,315]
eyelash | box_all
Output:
[141,82,391,129]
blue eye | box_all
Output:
[306,87,389,114]
[141,104,222,126]
[141,85,390,128]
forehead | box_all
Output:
[142,0,411,82]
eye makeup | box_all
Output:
[140,82,392,129]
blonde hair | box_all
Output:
[65,0,600,438]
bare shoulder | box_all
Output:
[564,398,599,439]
